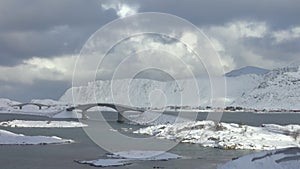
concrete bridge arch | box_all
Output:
[66,103,145,122]
[13,103,51,110]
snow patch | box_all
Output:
[107,150,181,160]
[77,150,181,167]
[78,159,131,167]
[0,129,73,145]
[0,120,87,128]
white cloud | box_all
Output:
[202,21,272,70]
[0,55,75,85]
[95,34,204,79]
[272,26,300,43]
[242,50,276,68]
[204,22,300,70]
[234,21,267,38]
[180,31,198,49]
[206,21,268,40]
[101,0,139,18]
[3,20,299,87]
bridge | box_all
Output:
[66,103,145,122]
[12,103,51,110]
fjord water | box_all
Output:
[0,112,299,169]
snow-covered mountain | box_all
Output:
[0,98,20,108]
[225,66,270,77]
[60,75,262,108]
[2,65,299,111]
[60,64,300,110]
[233,65,300,110]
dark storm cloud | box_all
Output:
[1,0,300,66]
[137,0,300,29]
[0,26,91,66]
[0,0,300,101]
[243,36,300,64]
[0,79,70,102]
[0,0,115,32]
[0,0,117,66]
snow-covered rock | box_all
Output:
[134,121,300,150]
[0,129,73,145]
[219,147,300,169]
[77,150,181,167]
[0,120,87,128]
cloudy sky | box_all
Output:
[1,0,300,102]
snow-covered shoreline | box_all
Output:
[134,121,300,150]
[2,98,300,120]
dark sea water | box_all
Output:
[0,111,299,169]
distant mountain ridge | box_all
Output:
[59,75,261,108]
[4,64,300,110]
[60,64,300,110]
[225,66,270,77]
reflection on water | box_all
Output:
[0,111,298,169]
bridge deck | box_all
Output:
[12,103,51,110]
[66,103,145,122]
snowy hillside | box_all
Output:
[0,98,20,108]
[225,66,270,77]
[58,64,300,110]
[60,75,261,108]
[233,65,300,110]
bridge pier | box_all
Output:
[82,110,89,120]
[80,110,125,122]
[117,112,125,123]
